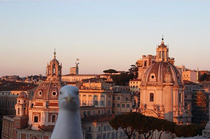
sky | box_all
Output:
[0,1,210,77]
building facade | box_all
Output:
[139,38,191,124]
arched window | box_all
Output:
[144,61,147,67]
[34,116,38,123]
[53,64,55,75]
[150,93,154,102]
[159,51,161,58]
[162,51,165,61]
[52,115,56,122]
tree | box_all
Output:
[155,119,176,139]
[110,112,205,139]
[109,112,170,139]
[109,112,142,139]
[111,72,132,85]
[199,73,210,81]
[192,90,208,124]
[103,69,118,73]
[129,64,138,79]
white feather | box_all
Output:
[51,85,83,139]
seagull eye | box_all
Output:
[76,91,79,95]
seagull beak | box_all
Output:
[65,94,73,103]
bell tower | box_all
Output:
[156,37,169,62]
[15,92,28,117]
[46,50,62,81]
[14,92,29,133]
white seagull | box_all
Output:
[51,85,83,139]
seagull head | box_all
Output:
[59,85,80,111]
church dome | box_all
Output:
[33,81,62,100]
[18,91,27,99]
[142,61,183,86]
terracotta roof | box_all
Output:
[0,81,36,91]
[12,86,37,91]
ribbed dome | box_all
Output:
[143,61,183,86]
[34,81,62,100]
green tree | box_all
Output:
[109,112,146,139]
[129,64,138,79]
[103,69,118,73]
[110,112,206,139]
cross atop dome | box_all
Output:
[54,49,56,59]
[161,35,164,44]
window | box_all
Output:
[117,104,120,107]
[98,127,101,131]
[87,134,92,139]
[150,93,154,102]
[103,134,106,139]
[1,100,4,105]
[18,108,20,115]
[7,101,10,106]
[179,93,182,102]
[122,104,125,107]
[107,133,110,138]
[117,97,120,100]
[52,115,56,122]
[112,132,115,138]
[52,91,57,97]
[127,104,130,108]
[38,91,42,96]
[88,126,91,131]
[113,103,115,107]
[162,51,165,61]
[12,101,15,107]
[104,126,106,131]
[98,110,100,114]
[144,61,147,67]
[94,101,98,105]
[97,135,101,139]
[108,101,111,107]
[100,101,104,106]
[34,116,38,122]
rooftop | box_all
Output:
[82,114,115,123]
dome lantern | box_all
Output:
[156,37,169,62]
